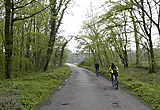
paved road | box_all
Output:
[39,64,151,110]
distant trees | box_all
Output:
[1,0,72,79]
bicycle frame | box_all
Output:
[96,69,99,76]
[113,74,118,90]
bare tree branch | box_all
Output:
[13,3,51,22]
[13,0,36,10]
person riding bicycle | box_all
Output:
[94,61,100,74]
[108,63,119,84]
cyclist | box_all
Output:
[108,63,119,85]
[94,61,100,74]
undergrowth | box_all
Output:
[78,65,160,110]
[0,65,70,110]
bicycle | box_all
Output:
[112,73,118,90]
[96,69,99,76]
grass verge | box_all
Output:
[78,65,160,110]
[0,65,70,110]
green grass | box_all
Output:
[78,65,160,110]
[0,65,70,110]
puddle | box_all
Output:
[103,88,108,90]
[112,102,119,108]
[62,103,69,105]
[68,82,72,85]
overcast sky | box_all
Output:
[60,0,106,53]
[59,0,159,53]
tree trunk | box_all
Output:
[59,44,65,66]
[159,0,160,36]
[44,0,71,71]
[25,25,31,71]
[20,22,25,73]
[54,47,59,66]
[43,22,54,70]
[123,12,128,67]
[129,1,139,67]
[141,0,155,73]
[5,0,12,79]
[148,34,155,73]
[59,37,72,66]
[44,1,57,71]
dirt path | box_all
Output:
[39,64,151,110]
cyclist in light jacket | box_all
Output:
[108,63,119,83]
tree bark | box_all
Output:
[130,0,139,67]
[5,0,12,79]
[44,0,71,71]
[44,1,57,71]
[59,37,73,66]
[141,0,155,73]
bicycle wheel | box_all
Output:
[115,80,118,90]
[96,71,99,76]
[112,75,115,87]
[96,69,99,76]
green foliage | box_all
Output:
[0,65,70,110]
[78,65,160,110]
[0,0,71,79]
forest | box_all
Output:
[1,0,160,79]
[0,0,74,79]
[0,0,160,109]
[75,0,160,73]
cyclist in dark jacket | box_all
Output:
[94,61,100,71]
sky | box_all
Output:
[60,0,159,53]
[60,0,106,53]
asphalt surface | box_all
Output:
[39,64,151,110]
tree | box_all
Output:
[129,0,140,67]
[3,0,56,78]
[99,0,158,72]
[44,0,72,71]
[98,1,131,67]
[59,36,73,66]
[1,0,72,79]
[132,0,156,72]
[4,0,12,78]
[133,0,160,36]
